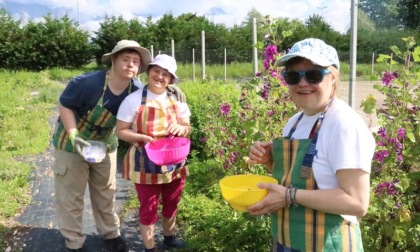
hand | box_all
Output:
[140,134,154,143]
[167,85,186,103]
[247,183,287,215]
[248,141,273,166]
[69,131,90,156]
[168,122,189,137]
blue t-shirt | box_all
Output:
[59,70,142,116]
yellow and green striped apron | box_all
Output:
[270,100,363,252]
[53,78,127,152]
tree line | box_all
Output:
[0,1,419,71]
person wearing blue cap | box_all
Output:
[116,54,190,251]
[247,38,376,251]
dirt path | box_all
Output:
[7,108,167,252]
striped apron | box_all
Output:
[271,100,363,252]
[53,78,125,152]
[122,86,188,184]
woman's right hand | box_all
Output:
[247,141,273,166]
[140,133,154,143]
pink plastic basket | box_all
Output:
[145,137,191,166]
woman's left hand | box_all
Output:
[247,183,288,215]
[168,122,188,137]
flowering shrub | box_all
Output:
[360,37,420,251]
[201,16,297,175]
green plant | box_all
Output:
[198,16,297,175]
[360,37,420,251]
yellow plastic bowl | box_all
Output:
[219,174,278,211]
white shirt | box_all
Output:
[282,98,376,223]
[117,87,191,124]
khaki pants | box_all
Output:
[54,149,120,249]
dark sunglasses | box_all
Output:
[281,69,331,85]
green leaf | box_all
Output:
[390,45,403,58]
[281,30,293,39]
[376,54,391,63]
[360,94,377,114]
[392,229,404,241]
[412,46,420,62]
[406,131,415,143]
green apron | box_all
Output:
[270,100,363,252]
[53,78,131,152]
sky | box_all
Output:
[0,0,352,34]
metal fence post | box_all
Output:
[201,30,205,80]
[171,39,175,58]
[253,17,258,76]
[224,48,227,81]
[193,48,196,82]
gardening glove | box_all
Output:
[69,130,90,156]
[167,85,186,103]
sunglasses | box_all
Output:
[281,69,331,85]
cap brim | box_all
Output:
[275,53,332,68]
[102,46,151,73]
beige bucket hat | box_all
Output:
[102,40,151,73]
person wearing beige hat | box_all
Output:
[52,40,185,252]
[247,38,375,251]
[116,54,191,251]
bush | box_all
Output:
[360,37,420,251]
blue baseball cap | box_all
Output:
[276,38,340,70]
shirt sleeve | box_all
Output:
[59,77,85,110]
[328,126,376,174]
[177,101,191,119]
[59,71,104,114]
[116,89,144,123]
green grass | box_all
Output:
[0,70,64,250]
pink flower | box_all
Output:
[381,71,398,86]
[375,181,398,195]
[220,103,231,116]
[374,149,389,163]
[397,128,405,139]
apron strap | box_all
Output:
[288,99,334,179]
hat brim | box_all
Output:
[102,46,151,73]
[275,53,333,68]
[147,63,179,84]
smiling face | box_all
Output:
[112,50,141,80]
[147,65,173,94]
[286,58,336,115]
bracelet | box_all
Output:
[288,184,299,207]
[285,187,290,207]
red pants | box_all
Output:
[135,177,185,225]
